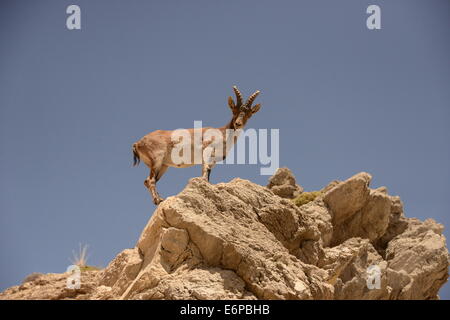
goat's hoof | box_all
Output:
[153,197,165,205]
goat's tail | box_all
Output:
[132,143,140,167]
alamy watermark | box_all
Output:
[366,5,381,30]
[66,4,382,31]
[366,264,381,290]
[66,244,89,289]
[169,121,279,176]
[66,265,81,289]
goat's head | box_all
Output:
[228,86,261,129]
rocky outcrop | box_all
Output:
[267,167,303,199]
[1,170,448,300]
[0,271,100,300]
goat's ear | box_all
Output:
[228,96,236,111]
[251,103,261,114]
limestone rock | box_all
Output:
[1,170,448,300]
[98,247,143,296]
[319,238,390,299]
[385,218,448,299]
[124,178,333,300]
[323,172,371,225]
[0,271,99,300]
[330,188,391,246]
[267,167,303,199]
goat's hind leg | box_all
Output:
[144,169,163,205]
[144,165,169,205]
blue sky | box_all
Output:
[1,0,449,298]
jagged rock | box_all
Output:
[98,248,143,296]
[123,178,333,300]
[267,167,303,199]
[319,238,390,299]
[320,180,341,194]
[320,173,396,247]
[0,271,100,300]
[330,188,391,246]
[323,172,372,225]
[21,273,44,284]
[385,218,448,299]
[373,196,409,257]
[1,170,448,300]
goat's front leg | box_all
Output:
[202,162,215,181]
[201,143,216,182]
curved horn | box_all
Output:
[244,90,260,109]
[233,86,243,107]
[228,96,236,110]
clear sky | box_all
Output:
[1,0,449,298]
